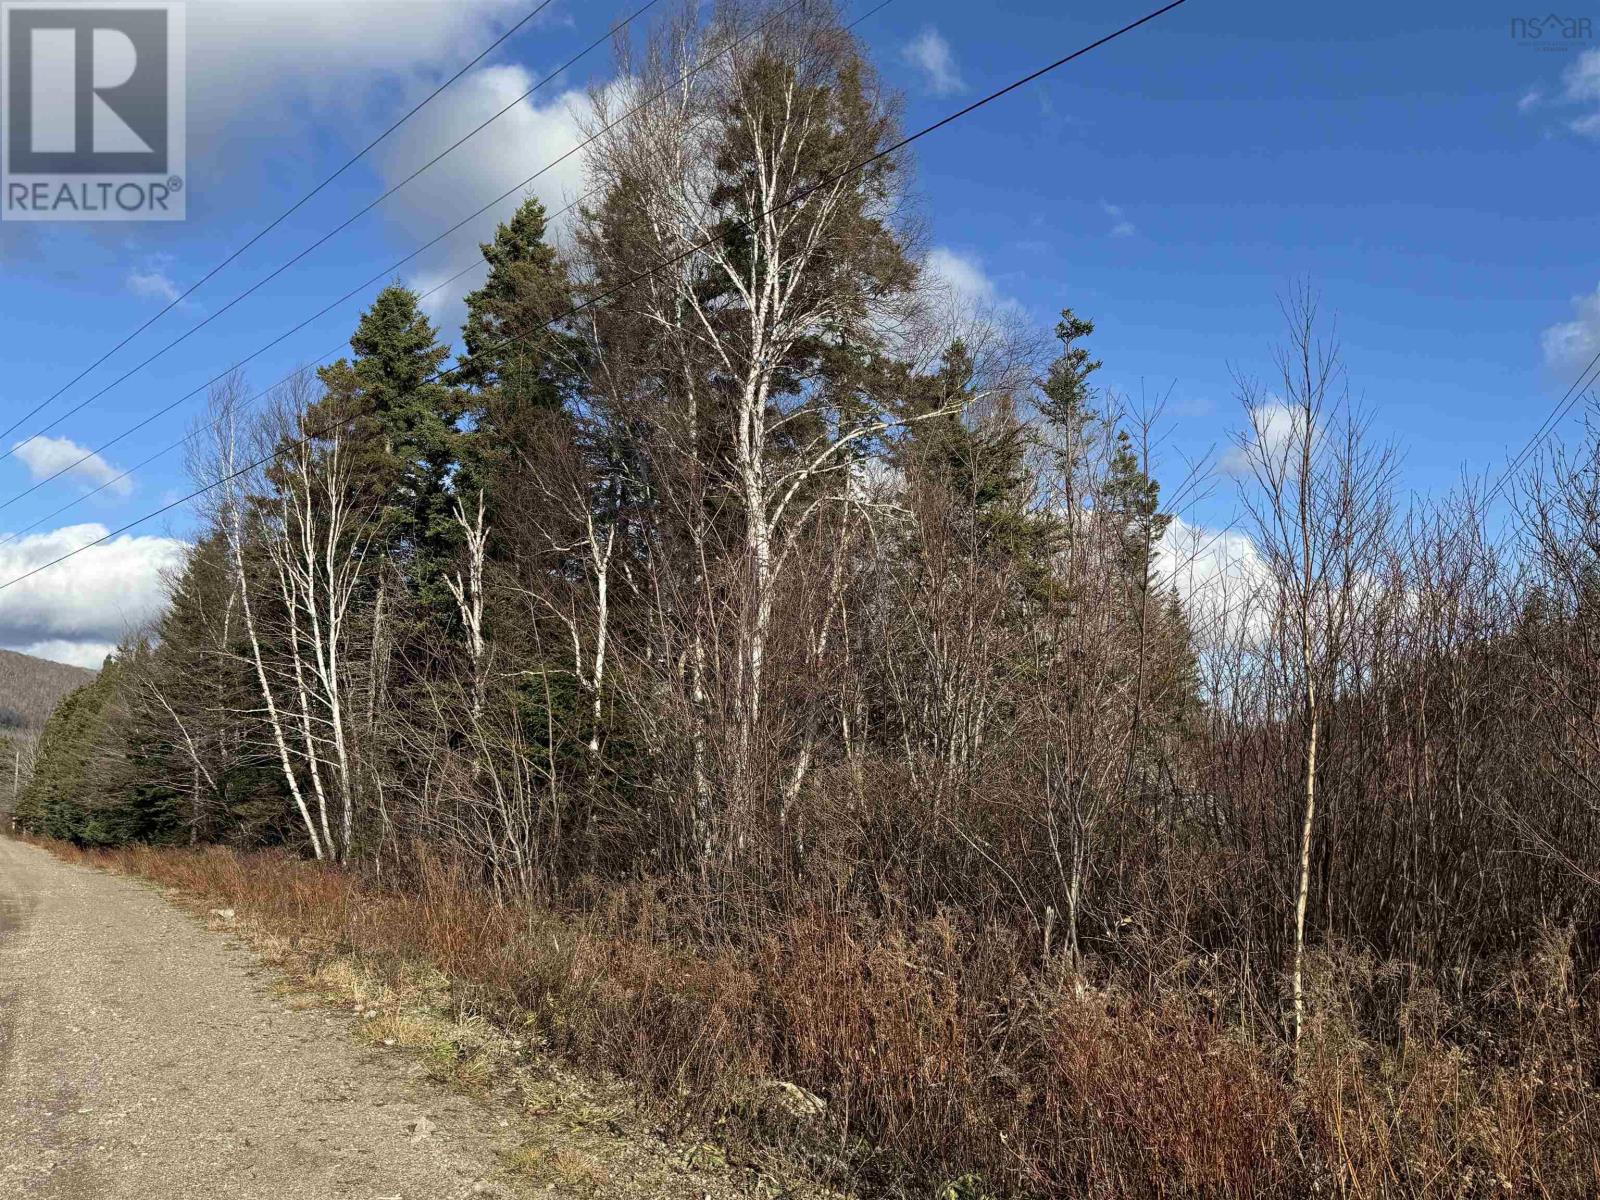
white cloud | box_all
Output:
[925,247,1000,308]
[1522,48,1600,136]
[1565,49,1600,102]
[901,27,964,96]
[1561,50,1600,135]
[1155,516,1271,645]
[185,0,534,149]
[362,62,597,345]
[1541,283,1600,375]
[0,2,562,263]
[1156,516,1267,601]
[0,524,185,666]
[1569,111,1600,138]
[411,261,488,341]
[1219,401,1304,478]
[126,268,182,303]
[12,436,134,497]
[11,640,115,670]
[371,64,594,270]
[924,245,1031,319]
[1102,201,1135,238]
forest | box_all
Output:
[12,4,1600,1196]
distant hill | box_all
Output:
[0,648,96,741]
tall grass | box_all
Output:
[43,840,1600,1198]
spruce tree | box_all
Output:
[903,340,1035,560]
[1038,308,1104,489]
[456,198,583,519]
[13,655,169,845]
[1102,428,1170,586]
[313,285,462,606]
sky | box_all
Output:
[0,0,1595,667]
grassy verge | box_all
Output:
[27,838,838,1200]
[30,838,1600,1199]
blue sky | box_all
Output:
[0,0,1596,665]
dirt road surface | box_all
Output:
[0,837,517,1199]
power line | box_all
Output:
[0,0,559,449]
[0,0,831,522]
[0,253,497,551]
[0,0,1192,596]
[0,0,868,533]
[0,0,665,467]
[0,174,588,524]
[1155,344,1600,631]
[1483,346,1600,507]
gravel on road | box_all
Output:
[0,836,518,1200]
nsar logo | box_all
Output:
[1510,13,1595,48]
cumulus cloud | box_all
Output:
[0,524,185,666]
[1560,51,1600,136]
[1565,49,1600,102]
[1219,401,1306,478]
[126,267,182,303]
[922,246,1029,327]
[1155,517,1267,600]
[369,62,595,311]
[925,247,1000,307]
[1,2,565,263]
[1541,283,1600,375]
[1521,47,1600,136]
[901,27,964,95]
[1157,516,1402,662]
[1102,201,1135,238]
[13,639,116,670]
[185,0,535,150]
[1155,516,1271,644]
[353,62,599,345]
[411,260,490,340]
[12,436,134,497]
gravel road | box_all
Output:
[0,837,517,1199]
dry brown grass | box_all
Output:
[39,839,1600,1199]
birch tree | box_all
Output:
[1235,289,1394,1042]
[580,0,924,862]
[257,379,384,863]
[190,375,327,860]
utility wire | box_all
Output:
[1483,346,1600,506]
[0,0,1192,595]
[0,0,831,523]
[0,0,559,448]
[0,253,497,550]
[0,0,665,465]
[1152,348,1600,629]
